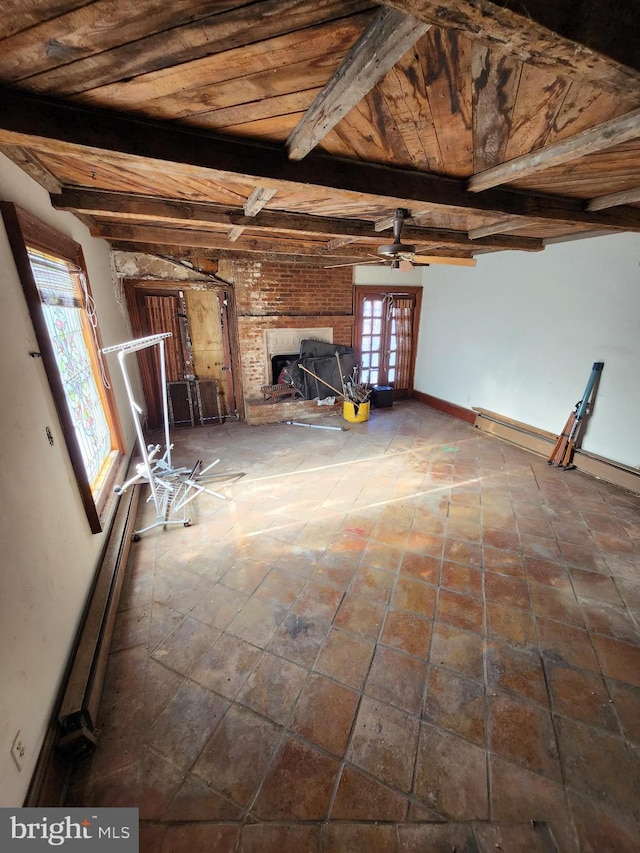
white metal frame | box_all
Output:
[103,332,226,538]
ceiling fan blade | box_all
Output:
[412,255,477,267]
[398,260,413,272]
[324,259,383,269]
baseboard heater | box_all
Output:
[57,483,140,755]
[474,407,640,494]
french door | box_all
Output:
[355,287,422,398]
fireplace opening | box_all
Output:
[271,353,298,385]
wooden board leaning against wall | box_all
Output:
[123,279,237,431]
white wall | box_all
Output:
[0,154,138,805]
[414,233,640,468]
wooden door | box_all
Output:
[355,287,422,398]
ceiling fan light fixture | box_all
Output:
[378,242,416,257]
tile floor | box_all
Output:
[66,402,640,851]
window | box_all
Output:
[2,202,124,533]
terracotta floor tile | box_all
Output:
[490,756,578,853]
[473,822,558,853]
[334,593,386,640]
[350,564,396,603]
[381,608,433,658]
[365,645,427,715]
[429,622,484,681]
[162,774,242,821]
[568,790,640,853]
[406,529,445,558]
[312,551,359,588]
[481,509,517,532]
[524,557,573,591]
[137,746,187,820]
[536,618,601,673]
[330,765,409,821]
[294,579,345,622]
[220,558,271,594]
[569,566,624,605]
[443,538,483,567]
[252,735,339,820]
[423,665,485,745]
[227,597,287,648]
[139,824,167,853]
[238,651,308,724]
[520,533,562,562]
[193,706,281,806]
[558,541,608,572]
[485,600,537,648]
[555,716,640,813]
[150,617,220,677]
[160,823,239,853]
[546,661,618,732]
[484,572,530,611]
[189,583,248,630]
[314,627,374,689]
[441,561,482,597]
[529,581,585,628]
[399,551,441,584]
[360,540,404,573]
[289,672,360,756]
[485,640,547,706]
[606,680,640,742]
[145,680,229,771]
[482,545,525,577]
[398,823,479,852]
[254,567,307,607]
[240,824,320,853]
[582,599,640,644]
[489,692,561,781]
[269,610,331,666]
[347,696,420,792]
[414,724,489,819]
[391,575,437,618]
[322,823,399,853]
[437,588,484,633]
[190,632,262,699]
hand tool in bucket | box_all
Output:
[548,361,603,469]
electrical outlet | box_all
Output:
[11,730,25,771]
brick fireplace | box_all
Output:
[219,258,355,423]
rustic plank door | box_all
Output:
[124,281,236,430]
[354,286,422,398]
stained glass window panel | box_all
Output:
[28,250,113,492]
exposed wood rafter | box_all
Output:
[587,186,640,211]
[468,218,537,239]
[286,7,430,160]
[468,107,640,193]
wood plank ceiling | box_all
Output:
[0,0,639,267]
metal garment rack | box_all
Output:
[102,332,226,539]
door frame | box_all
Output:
[354,285,423,398]
[123,278,241,427]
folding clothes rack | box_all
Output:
[103,332,227,539]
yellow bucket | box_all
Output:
[343,400,370,423]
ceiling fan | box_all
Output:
[326,208,476,270]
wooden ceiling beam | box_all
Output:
[51,188,544,252]
[379,0,640,94]
[89,221,375,258]
[468,107,640,193]
[4,90,640,231]
[286,7,430,160]
[468,218,538,239]
[587,185,640,211]
[228,186,277,241]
